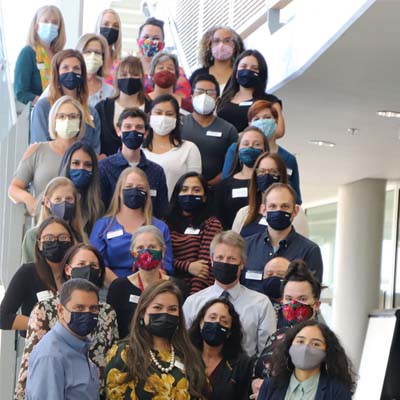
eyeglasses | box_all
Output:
[41,233,71,243]
[56,113,80,120]
[193,88,217,96]
[212,38,234,46]
[256,168,279,176]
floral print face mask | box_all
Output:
[281,300,314,325]
[132,248,162,271]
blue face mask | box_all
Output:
[69,169,93,190]
[178,194,204,212]
[122,130,144,150]
[267,210,292,231]
[59,72,83,90]
[65,308,98,337]
[123,187,147,209]
[251,119,277,138]
[256,174,280,192]
[239,147,263,167]
[37,22,58,44]
[50,201,75,221]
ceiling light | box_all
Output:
[377,111,400,118]
[347,128,359,135]
[308,140,335,148]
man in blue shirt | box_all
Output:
[243,183,323,292]
[26,279,100,400]
[99,108,168,217]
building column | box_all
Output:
[332,178,386,370]
[59,0,83,48]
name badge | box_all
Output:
[174,360,185,371]
[150,189,157,197]
[129,294,140,303]
[36,290,53,302]
[36,63,46,70]
[245,271,263,281]
[232,187,248,198]
[107,229,123,239]
[239,101,253,107]
[287,168,293,176]
[206,131,222,137]
[258,217,268,226]
[184,227,200,235]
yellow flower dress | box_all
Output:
[104,342,191,399]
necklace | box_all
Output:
[137,271,162,292]
[149,344,175,373]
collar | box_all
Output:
[212,281,241,301]
[115,149,149,168]
[289,371,321,393]
[53,322,91,354]
[264,226,297,248]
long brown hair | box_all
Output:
[245,152,288,226]
[126,280,207,398]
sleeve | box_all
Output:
[175,67,192,98]
[288,155,302,205]
[90,219,110,266]
[14,147,38,187]
[162,225,174,275]
[305,245,323,282]
[227,124,239,147]
[221,142,237,180]
[104,293,120,342]
[257,299,277,356]
[91,106,101,155]
[30,99,51,143]
[21,228,37,264]
[154,169,169,218]
[26,355,65,400]
[104,344,131,398]
[13,47,39,104]
[182,296,195,328]
[174,258,191,273]
[257,377,272,399]
[234,355,256,400]
[186,142,202,174]
[0,265,29,329]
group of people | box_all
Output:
[0,4,357,400]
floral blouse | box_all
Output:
[105,342,191,399]
[15,296,119,400]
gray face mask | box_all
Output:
[289,344,326,371]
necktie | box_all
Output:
[220,290,230,299]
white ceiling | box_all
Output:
[275,0,400,205]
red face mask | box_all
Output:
[282,300,314,324]
[152,70,177,88]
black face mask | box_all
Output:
[262,276,283,300]
[59,72,83,90]
[100,26,119,45]
[212,261,239,285]
[42,240,72,263]
[71,265,102,287]
[256,174,280,192]
[178,195,204,213]
[145,313,179,338]
[237,69,260,88]
[117,78,143,95]
[123,187,147,209]
[122,130,144,150]
[201,321,229,347]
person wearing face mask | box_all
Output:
[90,167,173,287]
[107,225,188,338]
[243,183,323,294]
[257,321,356,400]
[0,217,75,336]
[21,176,86,264]
[31,49,101,154]
[214,127,269,229]
[95,56,152,157]
[59,142,104,234]
[143,94,202,198]
[25,279,100,400]
[216,49,282,133]
[98,108,168,217]
[166,172,222,294]
[137,17,192,98]
[182,74,238,187]
[15,244,118,400]
[9,96,84,217]
[189,298,255,400]
[14,5,66,105]
[75,33,115,107]
[104,280,208,398]
[183,230,276,357]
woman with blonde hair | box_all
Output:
[90,167,173,285]
[8,96,84,216]
[14,5,66,104]
[31,49,101,153]
[75,33,114,107]
[21,176,86,264]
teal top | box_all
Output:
[14,46,42,104]
[284,372,320,400]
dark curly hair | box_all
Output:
[270,320,357,393]
[189,298,244,360]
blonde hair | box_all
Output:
[75,33,111,77]
[38,177,87,243]
[106,167,153,224]
[48,95,85,140]
[210,230,247,263]
[95,8,122,61]
[27,5,66,53]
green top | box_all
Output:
[284,372,320,400]
[14,46,42,104]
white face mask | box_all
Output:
[55,118,80,139]
[150,115,177,136]
[192,93,216,115]
[83,52,103,74]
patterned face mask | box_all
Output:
[132,248,162,271]
[137,38,164,57]
[282,300,314,325]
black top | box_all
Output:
[240,214,267,238]
[189,67,209,86]
[209,353,254,400]
[0,263,48,335]
[217,93,281,132]
[95,97,151,156]
[107,276,189,338]
[214,177,250,229]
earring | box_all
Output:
[139,318,144,326]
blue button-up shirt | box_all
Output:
[243,227,323,292]
[26,322,99,400]
[98,149,169,217]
